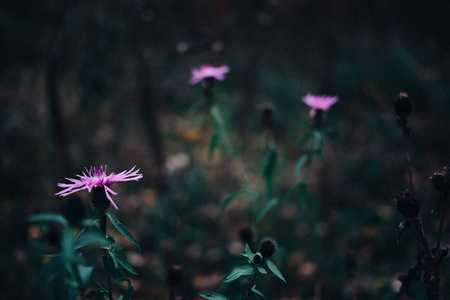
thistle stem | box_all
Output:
[435,191,448,261]
[403,132,415,196]
[100,210,113,300]
[242,271,259,300]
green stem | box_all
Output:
[435,191,448,261]
[100,210,113,300]
[242,271,259,300]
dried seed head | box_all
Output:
[431,167,450,192]
[259,238,277,258]
[394,189,420,218]
[394,92,412,118]
[167,265,183,286]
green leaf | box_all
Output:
[111,250,138,275]
[211,104,231,130]
[251,285,267,299]
[244,243,254,261]
[37,255,65,289]
[294,155,309,177]
[62,229,74,266]
[208,132,220,160]
[86,289,107,300]
[313,130,323,151]
[256,266,267,274]
[102,254,127,282]
[221,265,255,284]
[256,198,279,224]
[28,214,69,228]
[266,260,286,283]
[78,265,94,286]
[199,291,230,300]
[106,213,141,251]
[219,189,257,219]
[74,225,112,250]
[123,283,134,300]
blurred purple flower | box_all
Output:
[302,94,338,111]
[56,166,143,210]
[189,65,230,84]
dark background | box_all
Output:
[2,0,450,299]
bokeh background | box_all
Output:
[2,0,450,299]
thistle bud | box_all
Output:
[92,187,111,210]
[253,252,263,264]
[431,167,450,192]
[394,189,420,218]
[259,238,277,259]
[167,265,183,287]
[394,92,412,118]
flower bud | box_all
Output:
[394,92,412,118]
[92,187,111,210]
[253,252,263,264]
[259,238,277,259]
[394,189,420,218]
[431,167,449,192]
[167,265,183,287]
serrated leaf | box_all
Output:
[294,155,309,177]
[103,254,127,282]
[256,266,267,274]
[251,285,267,299]
[244,243,254,261]
[221,265,255,284]
[106,213,141,251]
[199,291,230,300]
[219,189,257,219]
[111,250,138,275]
[256,198,279,224]
[28,214,69,228]
[74,225,112,250]
[266,260,286,283]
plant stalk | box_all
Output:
[100,210,113,300]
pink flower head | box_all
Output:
[302,94,338,111]
[55,166,143,210]
[189,65,230,85]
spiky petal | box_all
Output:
[55,166,143,210]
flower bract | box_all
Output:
[189,65,230,85]
[55,166,143,210]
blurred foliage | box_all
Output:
[2,0,450,299]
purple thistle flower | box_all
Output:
[55,166,143,210]
[302,94,338,111]
[189,65,230,85]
